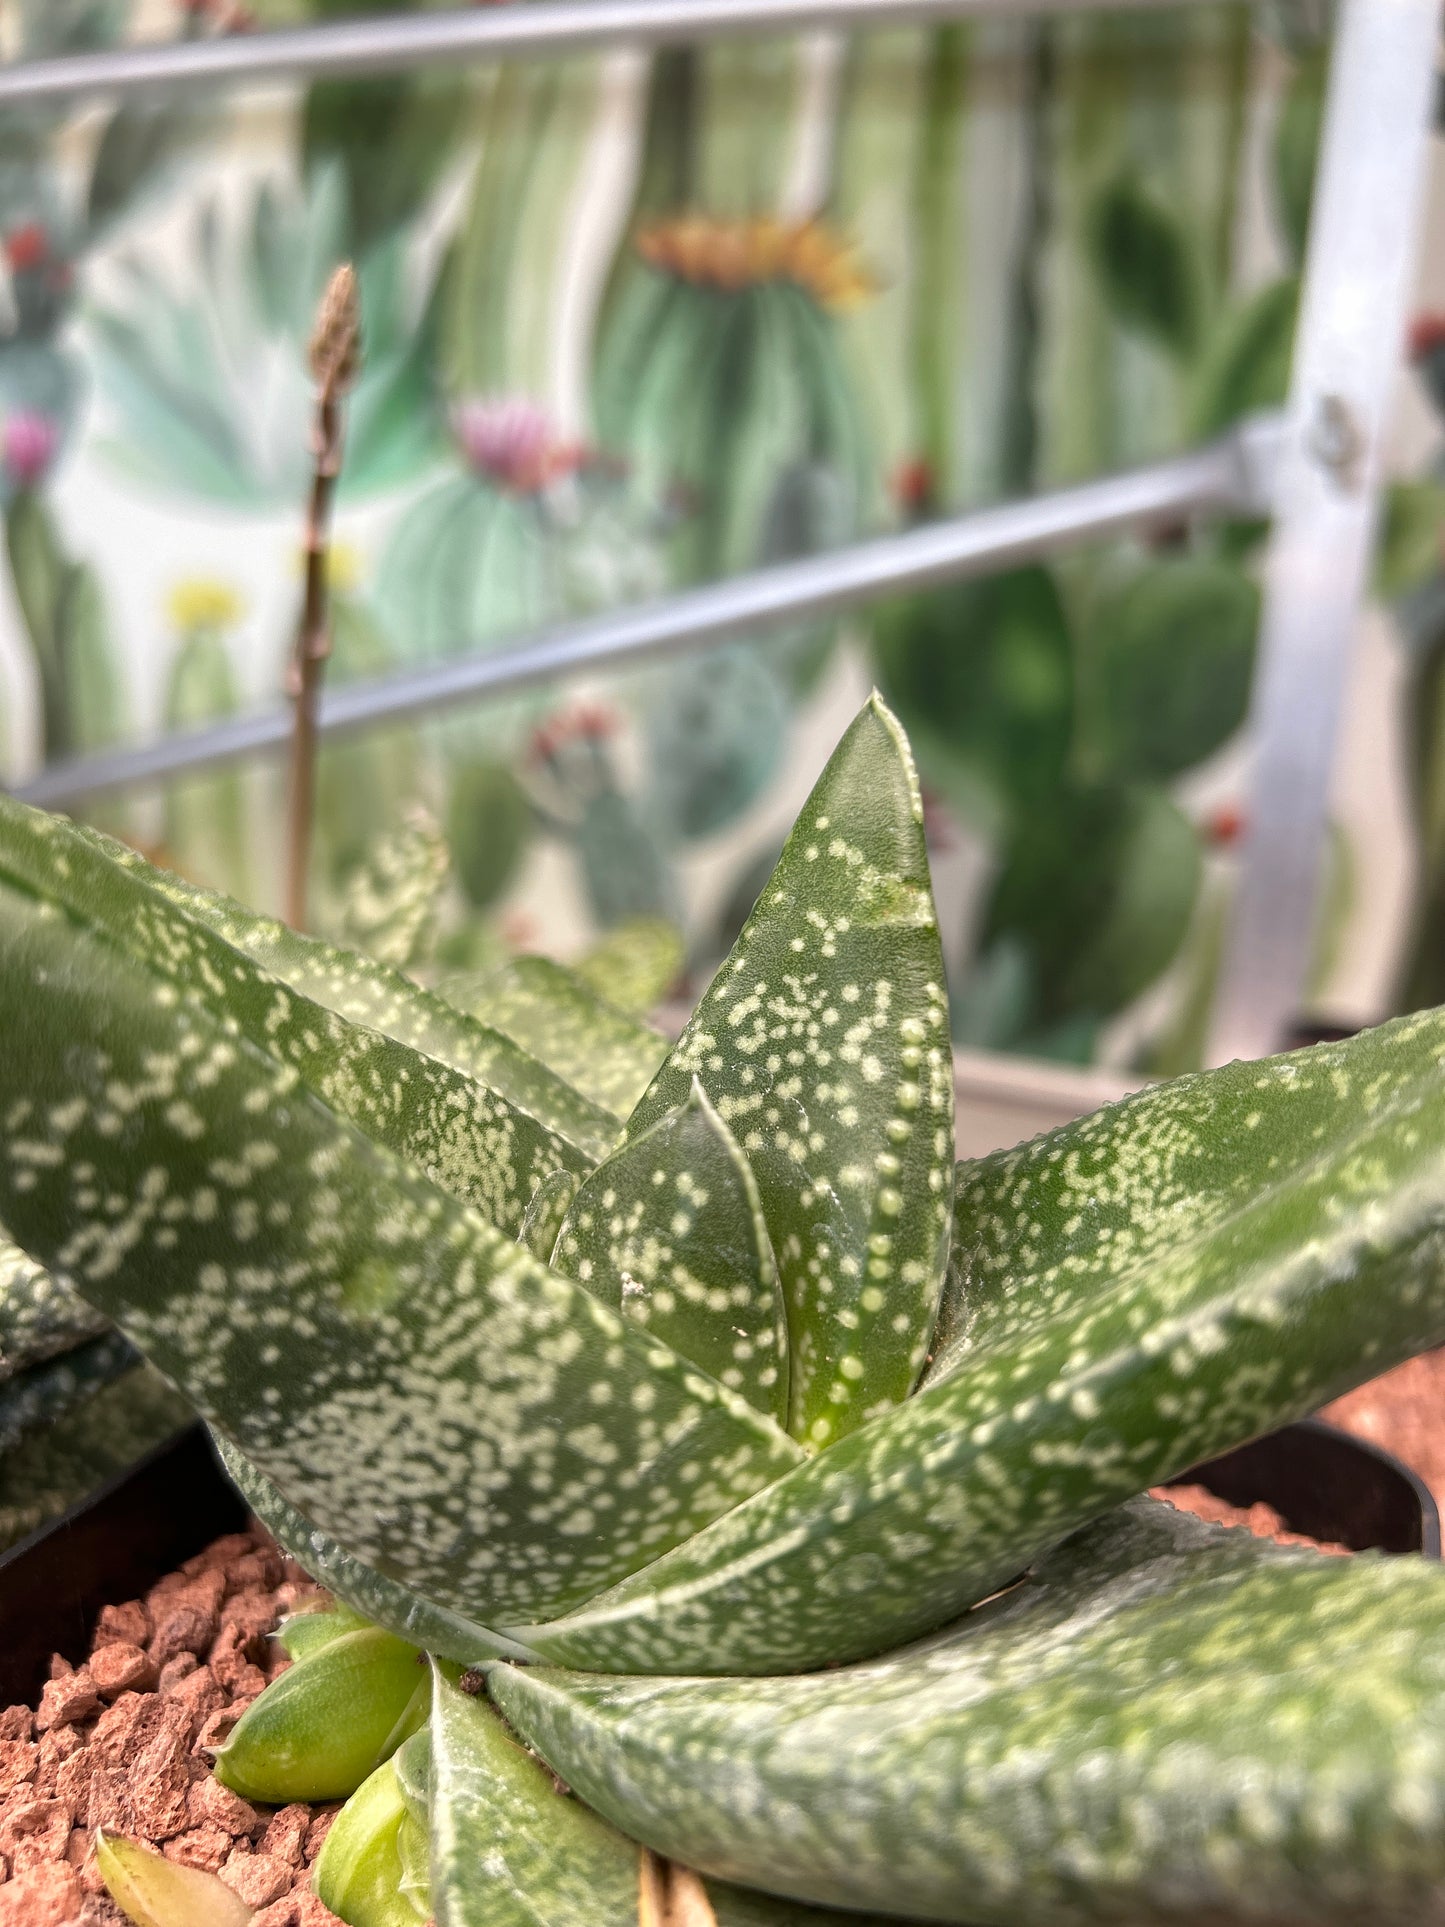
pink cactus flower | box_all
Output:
[452,396,579,495]
[2,410,59,489]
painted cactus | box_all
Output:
[7,699,1445,1925]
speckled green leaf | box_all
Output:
[80,825,620,1163]
[0,806,589,1240]
[314,1756,427,1927]
[436,954,669,1119]
[624,696,954,1449]
[0,1238,106,1379]
[338,806,450,972]
[492,1500,1445,1927]
[214,1622,428,1803]
[216,1437,531,1664]
[575,917,684,1017]
[0,1327,137,1451]
[426,1665,908,1927]
[510,1012,1445,1674]
[0,864,803,1628]
[0,1364,191,1555]
[518,1168,581,1264]
[554,1084,789,1424]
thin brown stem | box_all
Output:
[638,1850,718,1927]
[284,262,360,932]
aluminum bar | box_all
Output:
[1206,0,1439,1067]
[0,0,1213,105]
[12,419,1279,812]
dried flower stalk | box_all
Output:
[284,262,361,932]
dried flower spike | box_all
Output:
[308,262,362,400]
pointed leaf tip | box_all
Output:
[96,1829,252,1927]
[623,695,954,1445]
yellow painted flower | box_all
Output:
[635,216,875,313]
[166,577,245,635]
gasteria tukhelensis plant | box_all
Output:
[8,699,1445,1924]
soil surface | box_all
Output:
[1150,1483,1351,1553]
[0,1521,345,1926]
[1323,1346,1445,1507]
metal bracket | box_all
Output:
[1206,0,1440,1066]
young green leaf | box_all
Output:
[426,1664,899,1927]
[313,1756,429,1927]
[96,1829,252,1927]
[0,869,802,1627]
[214,1623,428,1803]
[510,1011,1445,1673]
[276,1600,374,1662]
[78,821,620,1161]
[0,806,592,1238]
[518,1167,580,1264]
[624,695,954,1448]
[427,1663,642,1927]
[554,1083,789,1424]
[437,953,669,1118]
[338,805,450,971]
[0,1239,107,1380]
[491,1500,1445,1927]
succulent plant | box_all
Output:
[7,697,1445,1925]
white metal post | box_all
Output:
[1206,0,1440,1066]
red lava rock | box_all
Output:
[261,1803,311,1868]
[167,1662,225,1730]
[0,1860,83,1924]
[222,1588,283,1648]
[189,1771,259,1837]
[85,1766,131,1835]
[0,1526,342,1917]
[0,1797,72,1873]
[1152,1484,1351,1554]
[0,1745,36,1797]
[163,1821,234,1872]
[221,1846,293,1908]
[88,1642,157,1701]
[156,1651,198,1694]
[149,1596,220,1668]
[91,1602,149,1652]
[184,1533,255,1576]
[195,1700,252,1759]
[52,1747,96,1816]
[35,1669,100,1733]
[129,1721,192,1841]
[252,1894,348,1927]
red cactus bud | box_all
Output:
[5,223,48,273]
[1204,804,1246,849]
[1408,313,1445,362]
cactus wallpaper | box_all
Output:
[0,0,1435,1069]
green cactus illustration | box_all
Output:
[5,486,124,763]
[88,169,447,507]
[161,575,253,902]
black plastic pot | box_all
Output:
[0,1416,1436,1709]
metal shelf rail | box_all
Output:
[1,0,1439,1066]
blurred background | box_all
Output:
[1,0,1443,1075]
